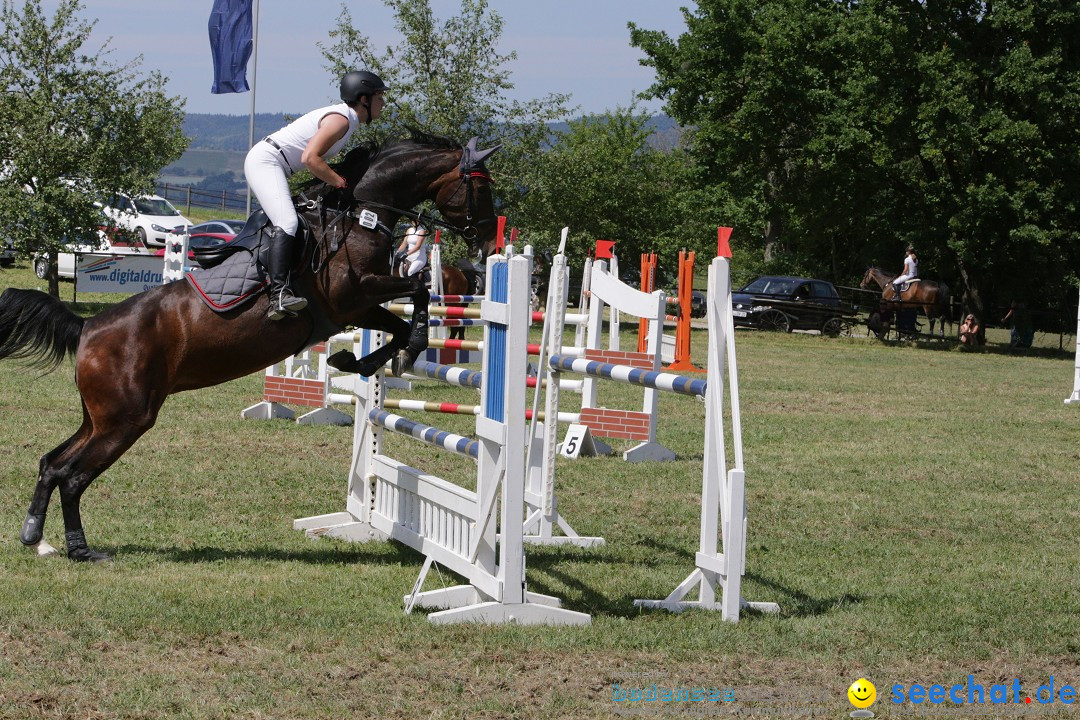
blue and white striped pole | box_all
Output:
[547,354,707,398]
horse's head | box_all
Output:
[859,267,875,289]
[432,137,501,261]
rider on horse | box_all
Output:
[892,245,918,300]
[244,70,387,320]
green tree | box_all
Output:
[514,107,690,264]
[632,1,1080,319]
[320,0,572,260]
[0,0,187,296]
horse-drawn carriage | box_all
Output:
[860,267,952,341]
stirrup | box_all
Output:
[267,304,296,321]
[267,290,305,320]
[278,292,307,313]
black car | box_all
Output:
[732,276,853,334]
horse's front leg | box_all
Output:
[326,275,430,377]
[399,280,430,375]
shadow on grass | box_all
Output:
[868,334,1071,359]
[104,541,421,566]
[522,562,865,620]
[744,571,865,618]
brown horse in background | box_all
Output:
[0,131,500,562]
[860,266,952,337]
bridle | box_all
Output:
[299,144,498,274]
[353,168,495,244]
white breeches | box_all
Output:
[244,143,298,235]
[406,257,428,276]
[894,274,915,285]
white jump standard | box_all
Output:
[295,254,590,626]
[543,250,780,621]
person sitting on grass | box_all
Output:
[959,314,982,347]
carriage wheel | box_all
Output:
[821,317,851,337]
[757,309,790,333]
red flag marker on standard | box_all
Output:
[509,227,519,245]
[496,216,506,250]
[717,227,733,258]
[434,229,441,244]
[595,240,616,260]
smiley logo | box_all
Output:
[848,678,877,709]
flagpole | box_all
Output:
[246,0,260,216]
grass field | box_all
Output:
[0,260,1077,719]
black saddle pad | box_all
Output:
[186,250,268,312]
[185,212,309,313]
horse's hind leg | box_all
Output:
[35,372,165,562]
[50,410,160,562]
[20,416,92,557]
[20,399,93,552]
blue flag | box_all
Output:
[208,0,253,94]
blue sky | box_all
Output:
[69,1,694,117]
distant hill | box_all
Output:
[182,112,303,152]
[163,112,685,188]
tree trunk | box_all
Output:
[954,255,988,344]
[47,250,59,298]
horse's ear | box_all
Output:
[460,137,502,171]
[471,144,501,165]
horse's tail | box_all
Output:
[0,288,84,372]
[461,267,480,295]
[938,283,952,321]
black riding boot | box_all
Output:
[266,226,307,320]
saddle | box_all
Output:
[191,210,308,270]
[184,210,311,313]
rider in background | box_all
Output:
[892,245,918,300]
[244,70,386,320]
[394,224,429,277]
[1001,301,1034,349]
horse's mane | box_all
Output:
[302,128,461,196]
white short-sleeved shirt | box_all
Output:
[404,227,428,255]
[903,255,918,277]
[265,103,360,175]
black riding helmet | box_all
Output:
[340,70,386,105]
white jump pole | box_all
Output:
[1066,285,1080,405]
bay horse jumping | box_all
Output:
[860,266,951,337]
[0,131,500,562]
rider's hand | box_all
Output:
[334,176,349,190]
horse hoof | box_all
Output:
[391,350,414,377]
[326,350,360,374]
[20,512,46,545]
[32,540,61,557]
[68,546,112,563]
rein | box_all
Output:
[358,169,496,241]
[300,168,495,275]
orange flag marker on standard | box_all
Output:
[496,216,506,251]
[717,226,733,258]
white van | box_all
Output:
[101,193,191,248]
